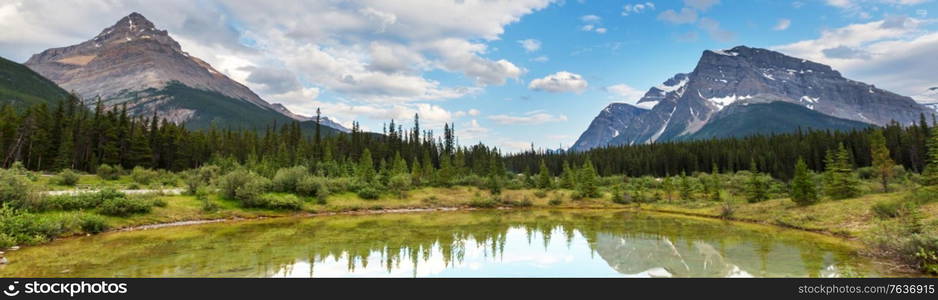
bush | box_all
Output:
[297,176,328,197]
[36,189,125,211]
[79,214,109,234]
[388,174,412,198]
[871,200,917,219]
[256,194,304,210]
[548,197,563,206]
[218,170,270,205]
[357,186,381,200]
[719,201,736,219]
[534,190,548,198]
[0,169,37,207]
[55,169,80,186]
[96,164,123,180]
[99,193,156,217]
[156,170,178,186]
[272,166,308,193]
[130,167,159,185]
[0,204,73,246]
[468,197,498,208]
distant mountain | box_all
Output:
[0,56,70,107]
[572,46,933,151]
[24,12,348,132]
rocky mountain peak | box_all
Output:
[90,12,180,51]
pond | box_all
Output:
[0,209,895,277]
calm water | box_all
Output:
[0,210,891,277]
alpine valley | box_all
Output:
[571,46,934,151]
[17,13,348,133]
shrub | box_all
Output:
[468,197,498,208]
[130,167,159,185]
[55,169,80,186]
[0,169,36,207]
[0,205,72,246]
[156,170,178,186]
[96,164,122,180]
[297,176,328,197]
[96,192,160,217]
[533,190,548,198]
[218,170,270,203]
[388,174,412,198]
[548,197,563,206]
[256,194,304,210]
[79,214,109,234]
[272,166,308,193]
[357,186,381,200]
[871,200,917,219]
[719,201,736,219]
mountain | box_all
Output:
[23,12,348,132]
[572,46,933,151]
[0,56,70,107]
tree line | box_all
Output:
[505,115,936,180]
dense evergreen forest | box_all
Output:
[0,95,503,178]
[1,94,936,181]
[506,115,936,180]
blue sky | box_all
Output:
[1,0,937,152]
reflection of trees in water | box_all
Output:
[1,210,868,277]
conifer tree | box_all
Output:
[923,126,938,186]
[869,129,896,192]
[679,171,693,200]
[577,158,599,198]
[746,159,769,203]
[823,144,860,199]
[537,159,552,189]
[790,157,818,206]
[357,149,375,183]
[560,160,576,189]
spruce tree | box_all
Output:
[678,171,693,201]
[746,160,769,203]
[537,159,552,189]
[870,130,896,192]
[923,126,938,186]
[560,160,576,189]
[790,157,818,206]
[823,144,860,199]
[577,159,599,198]
[357,149,375,183]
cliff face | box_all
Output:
[572,46,933,151]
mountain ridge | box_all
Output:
[572,45,933,151]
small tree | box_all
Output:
[869,130,896,192]
[745,160,769,203]
[923,126,938,186]
[661,176,675,203]
[536,160,552,189]
[789,157,818,206]
[708,163,722,201]
[357,149,376,183]
[577,159,600,198]
[560,160,576,189]
[823,144,860,199]
[678,172,693,200]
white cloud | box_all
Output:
[773,16,938,101]
[605,84,646,103]
[517,38,542,52]
[622,2,656,16]
[773,18,792,31]
[528,71,589,93]
[594,27,607,34]
[488,111,568,125]
[530,55,550,62]
[698,17,735,42]
[0,0,553,129]
[580,14,602,23]
[917,9,928,17]
[657,8,698,24]
[684,0,720,11]
[457,119,489,142]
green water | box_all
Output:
[0,210,892,277]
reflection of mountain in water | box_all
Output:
[591,233,845,277]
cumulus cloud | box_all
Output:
[605,84,646,103]
[698,17,735,42]
[0,0,553,131]
[684,0,721,11]
[488,110,568,125]
[622,2,656,16]
[528,71,589,93]
[773,16,938,101]
[773,18,791,31]
[658,8,698,24]
[578,14,607,34]
[517,39,542,52]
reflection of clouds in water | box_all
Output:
[273,227,618,277]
